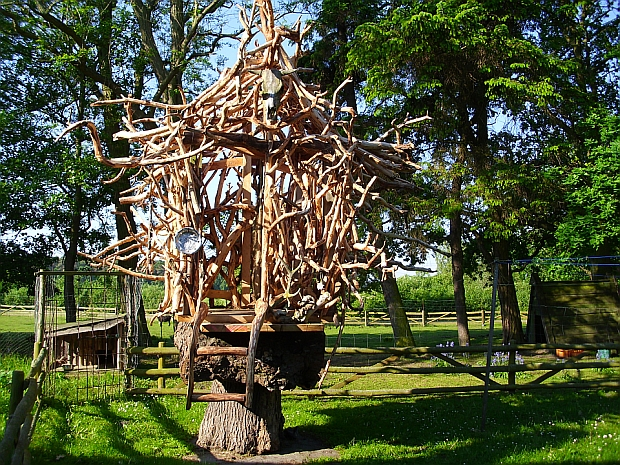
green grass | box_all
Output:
[2,324,620,464]
[324,321,498,349]
[283,391,620,464]
[0,312,36,332]
[31,396,206,464]
[11,389,620,464]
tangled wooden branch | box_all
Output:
[63,0,428,324]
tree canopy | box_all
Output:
[0,0,619,343]
[0,0,236,289]
[342,0,619,342]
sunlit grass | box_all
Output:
[3,386,618,464]
[282,391,620,464]
[31,395,205,464]
[0,313,36,332]
[324,321,497,349]
[2,323,620,464]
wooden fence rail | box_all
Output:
[0,345,47,465]
[351,308,529,326]
[124,343,620,398]
[0,305,35,312]
[0,304,519,326]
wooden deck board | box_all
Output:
[176,310,324,332]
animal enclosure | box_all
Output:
[36,271,142,401]
[526,279,620,344]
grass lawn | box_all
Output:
[324,321,496,349]
[283,391,620,464]
[8,389,619,464]
[0,311,36,332]
[2,322,620,464]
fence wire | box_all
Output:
[0,304,36,356]
[37,272,135,402]
[0,328,35,357]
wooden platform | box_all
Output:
[176,310,324,333]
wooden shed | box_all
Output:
[46,317,125,370]
[526,279,620,344]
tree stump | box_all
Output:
[196,379,284,455]
[174,322,324,455]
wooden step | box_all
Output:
[191,393,246,403]
[197,346,248,356]
[187,346,249,409]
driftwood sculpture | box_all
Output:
[62,0,427,455]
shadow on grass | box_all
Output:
[28,389,620,464]
[286,390,620,464]
[30,396,202,465]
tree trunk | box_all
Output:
[449,176,470,347]
[168,0,185,105]
[95,6,152,346]
[109,175,151,346]
[381,271,415,347]
[174,322,324,390]
[197,379,284,455]
[174,322,323,455]
[494,239,525,344]
[63,276,77,323]
[63,184,82,323]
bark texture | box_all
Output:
[196,379,284,455]
[494,239,525,344]
[174,322,325,390]
[175,321,322,455]
[450,212,470,347]
[381,272,415,347]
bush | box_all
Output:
[142,282,164,311]
[361,263,531,313]
[1,286,33,306]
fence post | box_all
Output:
[34,272,46,359]
[421,301,427,327]
[8,370,25,418]
[0,377,38,464]
[158,342,166,389]
[481,307,485,326]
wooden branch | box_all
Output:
[68,0,431,327]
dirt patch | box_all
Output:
[183,429,340,464]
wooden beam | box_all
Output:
[206,157,246,171]
[197,346,248,356]
[205,289,233,300]
[240,153,253,306]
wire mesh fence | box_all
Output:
[0,329,35,357]
[35,271,140,402]
[0,303,37,356]
[325,332,395,349]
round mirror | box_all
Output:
[174,227,203,254]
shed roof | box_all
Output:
[46,317,125,337]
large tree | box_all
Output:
[0,0,234,327]
[555,112,620,274]
[0,27,114,320]
[347,0,575,344]
[0,0,235,250]
[299,0,442,347]
[531,0,620,275]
